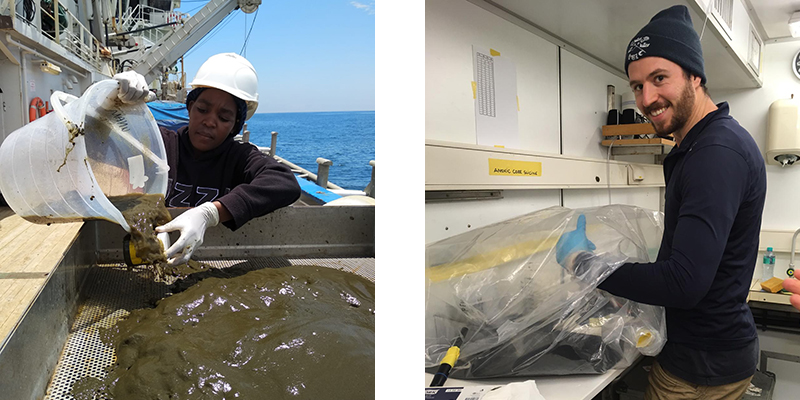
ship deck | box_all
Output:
[0,205,374,399]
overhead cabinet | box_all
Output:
[478,0,762,89]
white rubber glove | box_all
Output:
[112,70,149,104]
[155,202,219,266]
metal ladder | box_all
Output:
[132,0,260,83]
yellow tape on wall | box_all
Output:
[488,158,542,177]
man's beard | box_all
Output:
[646,79,695,139]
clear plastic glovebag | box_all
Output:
[425,205,667,378]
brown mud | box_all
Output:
[74,265,375,399]
[57,122,85,172]
[109,193,172,278]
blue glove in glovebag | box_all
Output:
[555,214,596,267]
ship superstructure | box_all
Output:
[0,0,260,141]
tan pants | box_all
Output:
[644,361,753,400]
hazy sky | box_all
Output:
[175,1,375,113]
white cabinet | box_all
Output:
[485,0,763,89]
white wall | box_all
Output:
[425,0,560,153]
[558,50,662,209]
[0,44,84,142]
[564,187,661,211]
[712,41,800,232]
[425,0,663,243]
[560,50,629,160]
[0,57,23,141]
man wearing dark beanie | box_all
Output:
[556,5,766,400]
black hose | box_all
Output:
[118,59,135,73]
[23,0,34,22]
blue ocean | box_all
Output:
[244,111,375,191]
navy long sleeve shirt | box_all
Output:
[597,102,766,385]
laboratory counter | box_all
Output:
[747,279,794,306]
[424,364,634,400]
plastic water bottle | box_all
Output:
[762,247,775,281]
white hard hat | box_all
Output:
[189,53,259,120]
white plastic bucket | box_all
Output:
[0,80,169,232]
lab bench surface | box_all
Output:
[424,366,629,400]
[748,279,793,306]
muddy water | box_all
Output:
[80,265,374,399]
[108,193,172,277]
[56,122,85,172]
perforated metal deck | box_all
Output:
[44,257,375,400]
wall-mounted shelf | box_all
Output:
[601,123,675,156]
[600,138,675,147]
[602,123,657,137]
[425,139,666,190]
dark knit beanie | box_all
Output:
[186,87,249,137]
[624,5,706,84]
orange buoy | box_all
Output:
[29,97,45,122]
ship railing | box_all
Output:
[120,5,188,29]
[0,0,11,18]
[44,7,103,68]
[118,5,189,51]
[236,125,376,197]
[119,5,155,32]
[8,0,103,69]
[57,10,103,68]
[11,0,41,31]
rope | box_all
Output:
[184,12,235,58]
[239,9,259,57]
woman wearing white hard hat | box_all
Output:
[114,53,300,266]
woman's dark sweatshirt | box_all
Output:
[160,126,301,230]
